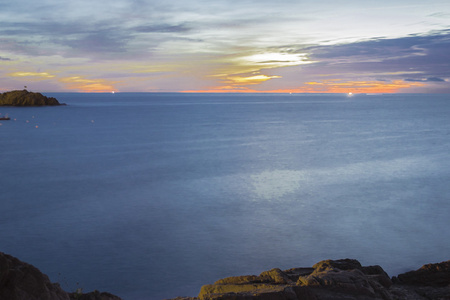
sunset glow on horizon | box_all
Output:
[1,0,449,93]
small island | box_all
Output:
[0,90,63,106]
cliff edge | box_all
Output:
[0,90,62,106]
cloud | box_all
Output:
[238,52,314,69]
[8,72,56,79]
[427,77,446,82]
[0,14,191,61]
[133,24,191,33]
[62,32,130,55]
[225,74,282,85]
[302,79,426,93]
[3,0,444,63]
[182,79,427,94]
[1,0,450,92]
[305,31,450,65]
[405,77,446,82]
[59,76,118,92]
[429,12,450,18]
[0,37,51,57]
[260,30,450,92]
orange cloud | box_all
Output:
[185,72,283,92]
[302,80,426,93]
[225,74,282,85]
[59,76,118,92]
[8,72,56,79]
[182,79,427,94]
[236,52,314,70]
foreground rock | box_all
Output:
[0,90,62,106]
[176,258,450,300]
[0,252,121,300]
[2,251,449,300]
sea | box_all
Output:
[1,93,449,299]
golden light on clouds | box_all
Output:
[59,76,117,92]
[213,52,315,77]
[239,52,313,68]
[0,0,449,93]
[226,74,282,85]
[6,70,118,92]
[304,80,426,93]
[9,72,56,79]
[183,79,427,94]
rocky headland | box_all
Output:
[1,251,449,300]
[175,258,450,300]
[0,90,63,106]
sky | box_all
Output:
[1,0,450,93]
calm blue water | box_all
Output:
[1,93,449,299]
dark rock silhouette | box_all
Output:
[68,290,122,300]
[177,258,450,300]
[393,260,450,287]
[0,90,62,106]
[1,250,449,300]
[0,252,69,300]
[0,252,121,300]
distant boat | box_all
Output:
[0,117,10,120]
